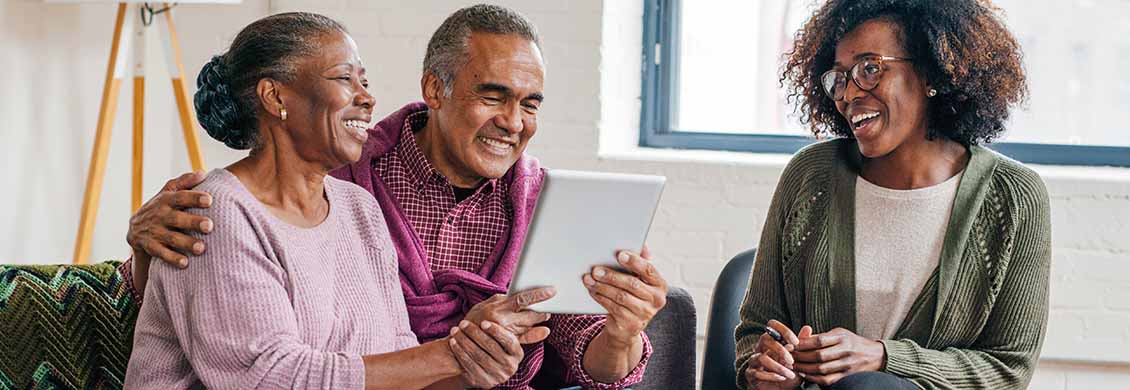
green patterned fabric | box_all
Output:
[0,261,138,390]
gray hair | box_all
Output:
[423,4,541,97]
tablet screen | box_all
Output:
[508,169,666,314]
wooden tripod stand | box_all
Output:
[72,2,206,264]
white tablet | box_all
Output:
[508,169,666,314]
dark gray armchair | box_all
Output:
[701,248,757,390]
[634,287,697,390]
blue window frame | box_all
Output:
[639,0,1130,167]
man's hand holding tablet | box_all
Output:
[583,246,669,343]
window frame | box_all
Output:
[639,0,1130,167]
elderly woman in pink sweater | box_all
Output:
[124,13,528,390]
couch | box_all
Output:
[0,261,695,389]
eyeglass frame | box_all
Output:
[820,55,914,101]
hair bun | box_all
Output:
[194,55,255,149]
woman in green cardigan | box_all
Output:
[735,1,1050,389]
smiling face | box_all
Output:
[832,18,931,158]
[275,31,375,169]
[422,32,545,186]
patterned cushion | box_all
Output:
[0,262,138,389]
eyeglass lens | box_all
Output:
[822,59,883,101]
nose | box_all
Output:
[355,88,375,112]
[842,76,867,103]
[493,102,524,135]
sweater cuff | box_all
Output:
[118,256,143,305]
[880,339,921,378]
[343,353,366,390]
[569,319,652,390]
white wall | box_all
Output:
[2,0,1127,388]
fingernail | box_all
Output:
[178,258,188,268]
[593,267,606,277]
[459,320,470,329]
[200,220,213,233]
[583,274,596,286]
[450,327,459,335]
[618,252,630,263]
[481,321,491,329]
[192,242,205,254]
[449,338,457,346]
[200,195,212,207]
[787,371,795,379]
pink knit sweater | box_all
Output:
[124,169,417,389]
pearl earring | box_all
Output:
[280,106,288,121]
[927,88,937,97]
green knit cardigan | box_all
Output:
[735,139,1052,390]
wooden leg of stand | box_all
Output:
[161,5,205,172]
[74,3,129,264]
[130,5,147,214]
[132,76,144,213]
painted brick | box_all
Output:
[1061,249,1130,284]
[645,231,725,261]
[1050,279,1108,309]
[680,260,727,289]
[377,12,449,37]
[1065,367,1130,390]
[1051,199,1130,251]
[525,11,603,44]
[1103,286,1130,311]
[1029,363,1068,390]
[1082,312,1130,339]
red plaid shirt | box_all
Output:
[374,111,511,274]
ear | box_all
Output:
[256,78,286,120]
[421,71,445,110]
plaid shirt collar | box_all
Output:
[394,110,499,196]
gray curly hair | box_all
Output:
[423,4,541,97]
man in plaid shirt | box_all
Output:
[121,5,668,389]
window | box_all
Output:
[640,0,1130,167]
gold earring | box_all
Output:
[280,106,288,121]
[927,88,937,97]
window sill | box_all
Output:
[599,145,1130,184]
[599,145,793,168]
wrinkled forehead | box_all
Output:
[461,32,545,90]
[300,31,365,72]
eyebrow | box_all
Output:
[326,63,365,74]
[475,82,544,102]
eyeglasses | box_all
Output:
[820,56,913,101]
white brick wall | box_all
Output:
[4,0,1127,387]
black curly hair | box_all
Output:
[782,0,1028,146]
[194,12,347,150]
